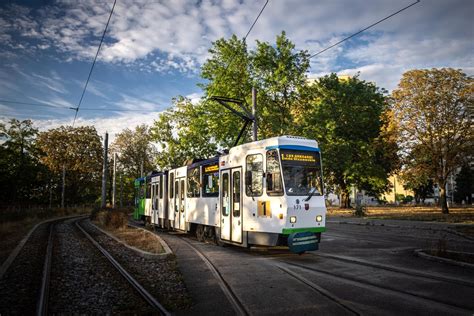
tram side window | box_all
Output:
[222,173,230,216]
[245,154,263,196]
[159,175,163,199]
[169,173,175,198]
[187,167,201,198]
[203,164,219,197]
[266,150,283,195]
[146,182,151,198]
[233,171,241,217]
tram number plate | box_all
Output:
[288,232,319,253]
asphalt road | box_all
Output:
[157,219,474,315]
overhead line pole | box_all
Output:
[101,132,109,208]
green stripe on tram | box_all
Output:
[282,227,326,235]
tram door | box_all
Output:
[174,180,179,229]
[179,179,186,231]
[220,168,242,243]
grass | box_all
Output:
[92,209,164,254]
[0,206,91,266]
[327,205,474,224]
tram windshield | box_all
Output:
[280,149,323,196]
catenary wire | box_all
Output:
[73,0,117,126]
[0,99,74,110]
[309,0,420,59]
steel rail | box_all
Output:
[176,236,249,316]
[75,220,170,316]
[311,252,474,287]
[280,260,473,313]
[37,223,54,316]
[276,263,360,315]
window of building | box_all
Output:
[266,150,283,195]
[246,154,263,196]
[187,167,201,198]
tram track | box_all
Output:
[310,252,474,288]
[176,235,250,316]
[276,259,474,314]
[1,216,170,315]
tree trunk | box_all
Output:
[340,190,351,209]
[439,184,449,214]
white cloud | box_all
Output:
[1,0,472,97]
[32,112,161,143]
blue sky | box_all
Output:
[1,0,473,140]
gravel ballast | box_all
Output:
[82,220,191,311]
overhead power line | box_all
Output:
[0,99,74,110]
[207,0,269,100]
[309,0,420,59]
[73,0,117,126]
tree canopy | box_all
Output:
[301,74,397,207]
[392,68,473,213]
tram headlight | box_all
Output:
[316,215,323,222]
[290,216,297,223]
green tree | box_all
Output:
[454,164,473,204]
[110,124,157,178]
[0,119,52,206]
[301,74,397,208]
[392,68,473,214]
[250,31,310,137]
[36,126,103,205]
[151,97,217,168]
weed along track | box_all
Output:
[0,217,170,315]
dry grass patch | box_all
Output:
[0,207,90,265]
[327,206,474,224]
[92,210,164,254]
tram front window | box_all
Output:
[280,149,323,196]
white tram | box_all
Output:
[142,136,326,252]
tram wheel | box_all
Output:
[196,224,205,242]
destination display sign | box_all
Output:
[280,150,320,166]
[203,164,219,173]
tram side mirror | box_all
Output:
[245,171,252,186]
[208,175,213,189]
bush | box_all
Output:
[92,209,128,229]
[354,204,367,217]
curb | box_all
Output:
[0,214,88,279]
[88,221,172,259]
[414,249,474,270]
[128,224,174,256]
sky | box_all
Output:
[0,0,473,141]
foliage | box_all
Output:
[454,164,473,204]
[401,171,434,204]
[0,119,51,206]
[392,68,474,213]
[301,74,397,208]
[153,32,312,164]
[151,97,217,168]
[36,125,103,205]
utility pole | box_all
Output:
[61,164,66,208]
[101,132,108,208]
[140,160,143,178]
[112,152,116,208]
[252,86,257,141]
[119,172,123,208]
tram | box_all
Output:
[135,136,326,253]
